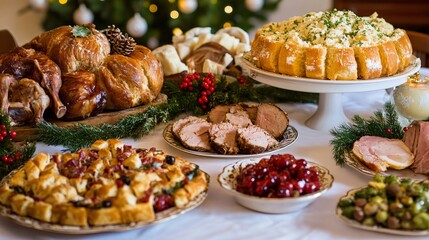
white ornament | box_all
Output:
[29,0,48,10]
[126,13,148,37]
[178,0,198,14]
[245,0,264,12]
[73,4,94,25]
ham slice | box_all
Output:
[402,121,429,174]
[352,136,414,172]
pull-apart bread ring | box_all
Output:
[97,45,164,110]
[26,24,110,74]
[250,10,413,80]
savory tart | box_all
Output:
[0,139,208,227]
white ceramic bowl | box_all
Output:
[217,158,334,214]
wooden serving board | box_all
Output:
[12,94,168,142]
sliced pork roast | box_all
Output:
[402,121,429,174]
[225,105,253,128]
[239,103,258,123]
[352,136,414,172]
[237,125,279,154]
[172,115,202,138]
[178,118,212,152]
[255,103,289,139]
[209,122,239,154]
[208,105,231,124]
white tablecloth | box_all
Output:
[0,69,428,240]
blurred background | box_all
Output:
[0,0,427,48]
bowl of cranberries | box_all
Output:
[217,153,334,213]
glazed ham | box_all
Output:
[237,125,279,154]
[403,121,429,174]
[352,136,414,172]
[209,122,239,154]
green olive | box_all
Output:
[341,206,355,219]
[401,220,413,230]
[363,217,376,226]
[412,212,429,230]
[338,198,354,208]
[375,210,388,224]
[363,203,379,216]
[370,195,384,205]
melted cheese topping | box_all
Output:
[257,9,397,48]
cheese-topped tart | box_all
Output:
[0,139,208,227]
[250,9,413,80]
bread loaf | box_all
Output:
[250,10,413,80]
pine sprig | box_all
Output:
[330,102,404,166]
[35,75,318,152]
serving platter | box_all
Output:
[344,152,428,181]
[241,55,421,132]
[336,187,429,236]
[0,168,210,234]
[163,124,298,158]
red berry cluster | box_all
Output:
[1,124,18,164]
[238,76,247,85]
[235,154,321,198]
[179,72,215,109]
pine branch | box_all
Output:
[330,102,403,166]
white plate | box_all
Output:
[344,152,427,181]
[163,124,298,158]
[0,169,210,234]
[336,187,429,236]
[218,158,334,213]
[241,54,421,93]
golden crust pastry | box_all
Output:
[250,10,413,80]
[1,139,208,227]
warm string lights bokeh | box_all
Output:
[28,0,281,48]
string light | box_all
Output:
[149,4,158,13]
[224,5,233,14]
[59,0,67,4]
[223,22,232,28]
[170,10,179,19]
[173,27,183,36]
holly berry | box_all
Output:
[1,130,7,137]
[1,156,13,164]
[403,127,409,132]
[385,128,392,134]
[9,130,16,139]
[0,124,6,130]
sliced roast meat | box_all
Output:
[255,103,289,139]
[178,119,212,152]
[239,103,258,123]
[402,121,429,174]
[208,105,231,124]
[237,125,279,154]
[209,122,239,154]
[352,136,414,172]
[225,104,252,127]
[172,115,202,138]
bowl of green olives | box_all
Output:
[336,174,429,236]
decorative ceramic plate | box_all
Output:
[163,124,298,158]
[336,187,429,236]
[344,152,427,181]
[0,169,210,234]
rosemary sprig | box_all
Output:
[330,102,404,166]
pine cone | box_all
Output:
[102,25,136,56]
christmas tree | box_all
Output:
[34,0,281,49]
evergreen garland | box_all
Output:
[0,113,36,178]
[330,102,404,166]
[37,75,318,152]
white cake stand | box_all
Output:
[241,57,421,132]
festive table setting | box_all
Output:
[1,6,429,240]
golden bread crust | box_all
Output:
[1,139,208,227]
